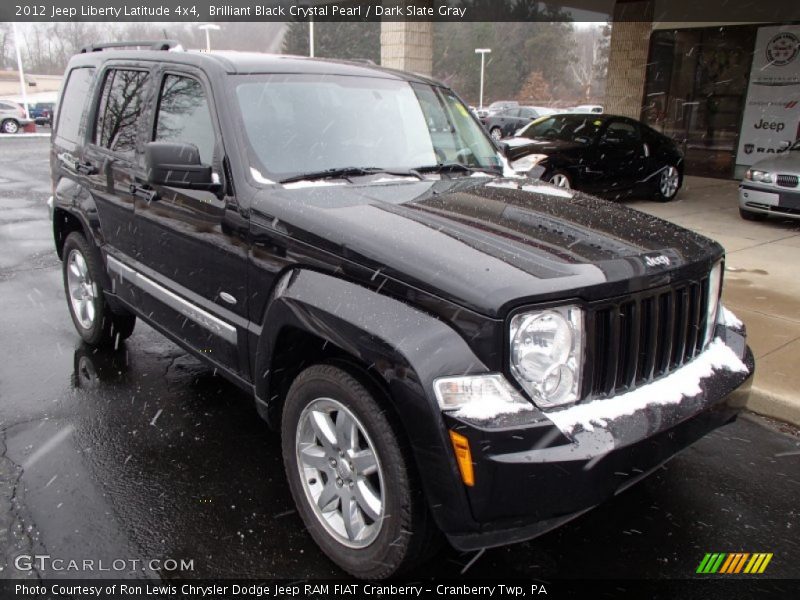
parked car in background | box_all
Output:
[739,139,800,221]
[482,106,553,141]
[29,102,56,126]
[485,100,518,115]
[504,113,683,201]
[0,100,34,134]
[570,104,604,114]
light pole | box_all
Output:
[198,24,221,52]
[12,23,29,119]
[474,48,491,110]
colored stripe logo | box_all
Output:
[696,553,773,574]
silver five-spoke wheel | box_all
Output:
[550,173,571,188]
[66,249,97,330]
[295,398,384,548]
[659,165,679,198]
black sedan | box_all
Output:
[482,106,549,141]
[503,113,684,201]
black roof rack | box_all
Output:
[80,40,181,53]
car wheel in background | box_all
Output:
[549,171,572,189]
[1,119,20,134]
[653,165,681,202]
[739,208,768,222]
[62,232,136,347]
[490,127,503,141]
[281,364,438,579]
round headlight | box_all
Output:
[510,307,583,408]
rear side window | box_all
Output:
[55,67,95,146]
[154,74,216,165]
[94,69,150,157]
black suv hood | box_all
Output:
[252,177,721,317]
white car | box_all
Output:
[570,104,604,114]
[739,140,800,221]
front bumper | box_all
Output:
[739,183,800,219]
[442,323,753,551]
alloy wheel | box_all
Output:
[2,120,19,134]
[66,249,97,330]
[490,128,502,141]
[295,398,385,548]
[660,166,679,198]
[550,173,571,188]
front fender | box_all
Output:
[254,268,490,534]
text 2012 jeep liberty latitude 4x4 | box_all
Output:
[49,42,754,579]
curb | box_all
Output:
[746,387,800,428]
[0,133,51,139]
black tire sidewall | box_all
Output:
[281,365,415,579]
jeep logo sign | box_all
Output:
[645,255,671,268]
[737,25,800,169]
[754,119,785,133]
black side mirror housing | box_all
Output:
[145,142,220,192]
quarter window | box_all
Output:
[154,75,216,165]
[55,67,96,145]
[94,69,149,157]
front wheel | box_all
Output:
[62,232,136,346]
[490,127,503,141]
[653,165,680,202]
[281,364,437,579]
[1,119,20,134]
[549,171,572,189]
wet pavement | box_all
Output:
[1,138,799,582]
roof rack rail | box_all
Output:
[80,40,181,53]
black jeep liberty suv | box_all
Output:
[49,41,754,579]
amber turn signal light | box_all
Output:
[449,430,475,487]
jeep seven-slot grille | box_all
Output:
[588,277,710,398]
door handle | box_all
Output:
[57,153,97,175]
[130,183,158,203]
[76,161,97,175]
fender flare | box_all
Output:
[254,268,490,534]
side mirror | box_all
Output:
[145,142,220,192]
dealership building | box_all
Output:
[379,1,800,180]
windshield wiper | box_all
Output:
[415,163,500,176]
[280,167,424,184]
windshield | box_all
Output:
[234,74,501,181]
[518,114,603,144]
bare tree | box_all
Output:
[571,24,610,102]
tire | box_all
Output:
[62,232,136,347]
[281,364,437,579]
[548,171,572,189]
[490,127,503,141]
[653,165,681,202]
[739,208,768,222]
[1,119,20,134]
